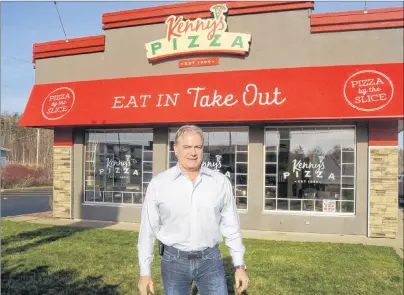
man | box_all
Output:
[137,125,249,295]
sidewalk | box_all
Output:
[4,210,403,258]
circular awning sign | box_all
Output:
[343,70,394,112]
[41,87,75,120]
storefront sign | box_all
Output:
[109,83,285,110]
[100,155,139,179]
[20,63,403,127]
[202,155,222,170]
[323,200,337,212]
[202,155,232,178]
[179,57,219,68]
[344,70,394,112]
[283,156,335,183]
[145,4,251,62]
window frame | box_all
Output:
[167,126,250,213]
[83,128,154,207]
[262,125,357,216]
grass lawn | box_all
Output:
[1,220,403,295]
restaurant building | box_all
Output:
[20,2,403,238]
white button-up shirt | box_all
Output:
[137,165,246,276]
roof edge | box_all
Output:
[311,6,404,33]
[32,35,105,63]
[31,4,403,62]
[102,1,314,30]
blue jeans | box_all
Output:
[160,245,228,295]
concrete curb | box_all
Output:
[1,187,52,193]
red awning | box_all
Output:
[20,63,404,128]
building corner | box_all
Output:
[368,121,399,238]
[52,128,73,219]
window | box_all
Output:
[168,127,249,210]
[264,126,355,214]
[84,129,153,205]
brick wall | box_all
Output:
[369,147,398,238]
[53,146,71,218]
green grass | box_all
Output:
[1,220,403,295]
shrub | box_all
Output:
[0,163,52,189]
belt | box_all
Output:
[162,243,218,260]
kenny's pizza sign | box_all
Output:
[145,4,252,62]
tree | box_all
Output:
[0,111,54,179]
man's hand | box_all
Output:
[234,268,249,294]
[138,276,155,295]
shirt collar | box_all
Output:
[173,163,213,180]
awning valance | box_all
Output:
[20,63,404,128]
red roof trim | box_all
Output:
[33,35,105,62]
[102,1,314,30]
[311,6,404,33]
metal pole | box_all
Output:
[36,129,40,166]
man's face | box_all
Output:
[174,131,203,171]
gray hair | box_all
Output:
[174,125,204,145]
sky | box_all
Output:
[1,0,403,146]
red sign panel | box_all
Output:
[20,63,404,127]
